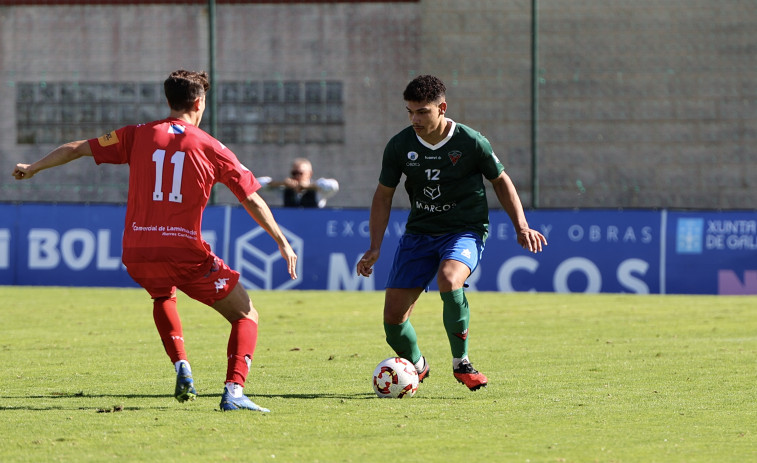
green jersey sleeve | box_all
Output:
[378,128,411,188]
[475,133,505,180]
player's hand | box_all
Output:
[12,164,35,180]
[517,228,547,253]
[279,244,298,279]
[282,178,301,191]
[356,249,380,277]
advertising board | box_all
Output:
[1,204,755,295]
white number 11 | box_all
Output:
[152,149,185,203]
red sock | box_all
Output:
[153,296,186,364]
[226,318,258,387]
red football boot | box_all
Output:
[453,359,488,391]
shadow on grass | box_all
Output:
[0,391,380,411]
[255,392,377,400]
[1,393,166,399]
[0,392,174,412]
[0,405,173,412]
[1,390,462,402]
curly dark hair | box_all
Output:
[403,75,446,103]
[164,69,210,112]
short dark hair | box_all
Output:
[403,75,446,103]
[164,70,210,112]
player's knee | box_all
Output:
[437,277,466,293]
[383,307,410,324]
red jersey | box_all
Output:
[89,118,260,281]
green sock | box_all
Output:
[383,319,422,364]
[441,288,469,359]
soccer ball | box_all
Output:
[372,357,419,398]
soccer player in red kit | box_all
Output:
[12,70,297,412]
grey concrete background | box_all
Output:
[1,1,755,209]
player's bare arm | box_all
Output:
[241,191,298,280]
[265,178,302,190]
[357,184,395,277]
[12,140,93,180]
[490,172,547,253]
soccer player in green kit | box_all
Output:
[356,75,547,390]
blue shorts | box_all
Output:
[385,232,485,290]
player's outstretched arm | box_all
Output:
[357,184,395,277]
[12,140,93,180]
[490,172,547,253]
[241,191,298,280]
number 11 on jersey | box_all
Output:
[152,149,185,203]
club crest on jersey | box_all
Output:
[423,184,441,200]
[407,151,419,161]
[448,150,462,166]
[203,259,221,278]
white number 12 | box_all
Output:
[425,169,440,180]
[152,149,185,203]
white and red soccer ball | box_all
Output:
[372,357,419,398]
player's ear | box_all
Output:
[438,101,447,115]
[193,96,204,111]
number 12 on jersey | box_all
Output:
[152,149,185,203]
[425,169,440,180]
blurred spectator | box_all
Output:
[258,158,339,208]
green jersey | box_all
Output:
[379,120,505,240]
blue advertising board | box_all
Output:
[1,204,756,295]
[666,211,757,294]
[0,203,135,287]
[480,209,660,293]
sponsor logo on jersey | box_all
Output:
[97,131,119,147]
[448,150,462,166]
[414,200,457,213]
[407,151,419,161]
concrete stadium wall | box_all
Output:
[1,1,755,209]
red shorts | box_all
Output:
[129,256,240,306]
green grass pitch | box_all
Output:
[1,287,755,462]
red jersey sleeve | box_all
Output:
[211,140,261,202]
[88,126,135,165]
